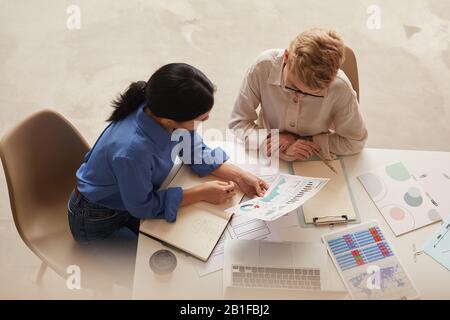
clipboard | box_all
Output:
[290,156,361,227]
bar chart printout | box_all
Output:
[323,221,419,299]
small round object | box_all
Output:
[149,249,177,275]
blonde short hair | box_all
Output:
[287,28,345,91]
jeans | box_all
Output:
[67,189,140,245]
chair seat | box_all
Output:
[26,200,138,290]
[0,110,137,292]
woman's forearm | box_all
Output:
[210,162,243,182]
[180,185,204,207]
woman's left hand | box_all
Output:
[235,172,269,198]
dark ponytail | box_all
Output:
[107,81,147,122]
[107,63,215,122]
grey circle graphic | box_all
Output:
[403,187,423,207]
[149,249,177,275]
[359,173,383,198]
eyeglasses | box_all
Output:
[281,65,325,98]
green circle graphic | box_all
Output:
[385,162,410,181]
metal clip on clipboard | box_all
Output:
[313,215,348,226]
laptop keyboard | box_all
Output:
[231,265,321,290]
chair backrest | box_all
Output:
[0,110,89,246]
[341,46,360,102]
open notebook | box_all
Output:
[140,165,243,261]
[292,159,357,225]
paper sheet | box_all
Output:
[195,171,307,276]
[424,215,450,271]
[323,220,420,300]
[358,162,442,236]
[414,169,450,219]
[195,214,272,276]
[239,174,303,228]
[225,174,329,221]
[195,174,299,276]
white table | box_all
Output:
[132,145,450,299]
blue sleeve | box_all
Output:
[180,131,229,177]
[111,156,183,222]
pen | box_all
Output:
[226,181,235,193]
[312,149,338,174]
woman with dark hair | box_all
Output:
[68,63,268,244]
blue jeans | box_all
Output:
[68,189,140,245]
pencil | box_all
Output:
[312,149,338,174]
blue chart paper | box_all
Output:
[323,221,420,300]
[424,215,450,271]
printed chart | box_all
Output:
[226,174,328,221]
[358,162,442,235]
[323,221,419,299]
[424,215,450,271]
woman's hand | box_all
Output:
[235,171,269,198]
[199,180,237,205]
[266,132,297,156]
[284,139,320,160]
[210,162,269,198]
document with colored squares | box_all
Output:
[322,220,420,300]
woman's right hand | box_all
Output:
[200,180,237,205]
[266,132,297,156]
[284,139,320,160]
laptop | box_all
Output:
[223,239,347,299]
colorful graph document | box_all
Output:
[323,221,420,300]
[358,162,442,236]
[225,174,329,221]
[424,215,450,271]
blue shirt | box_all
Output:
[76,105,229,222]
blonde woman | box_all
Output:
[229,28,368,161]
